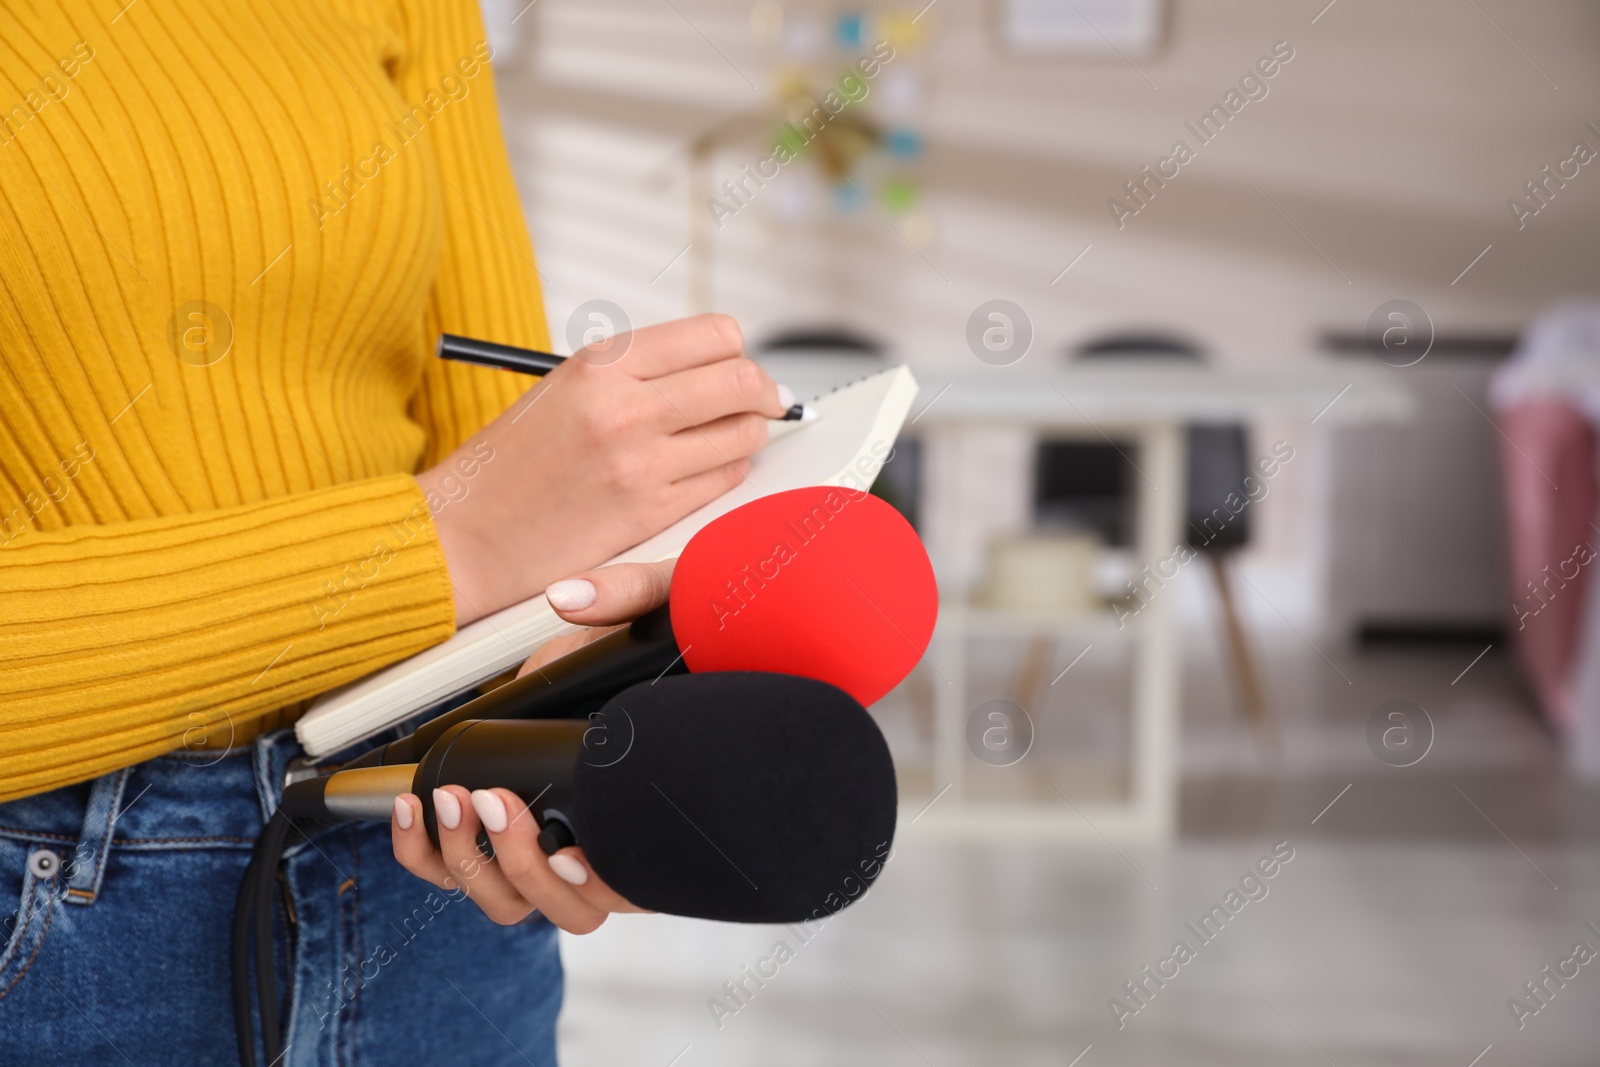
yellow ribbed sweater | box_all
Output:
[0,0,547,801]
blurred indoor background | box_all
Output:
[479,1,1600,1063]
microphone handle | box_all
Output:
[282,719,592,852]
[414,718,591,848]
[355,603,685,770]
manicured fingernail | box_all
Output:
[548,853,589,886]
[393,796,413,830]
[776,383,796,410]
[433,788,461,830]
[547,579,597,612]
[470,790,508,833]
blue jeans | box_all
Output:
[0,723,563,1066]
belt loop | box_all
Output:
[253,729,288,823]
[64,766,132,907]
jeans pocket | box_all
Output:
[0,837,61,1004]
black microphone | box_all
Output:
[284,672,898,923]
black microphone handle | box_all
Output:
[413,718,589,849]
[349,603,685,770]
[281,719,591,853]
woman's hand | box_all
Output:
[390,787,642,932]
[415,314,788,626]
[516,558,676,677]
[390,559,675,931]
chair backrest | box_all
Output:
[759,327,884,355]
[1034,441,1133,546]
[1184,424,1251,551]
[1072,331,1204,362]
[1043,331,1252,551]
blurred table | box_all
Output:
[906,363,1414,843]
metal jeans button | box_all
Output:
[26,849,59,880]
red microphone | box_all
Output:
[361,484,936,767]
[672,485,935,706]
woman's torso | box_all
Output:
[0,0,457,533]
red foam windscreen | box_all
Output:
[670,485,937,706]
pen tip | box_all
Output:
[800,405,819,422]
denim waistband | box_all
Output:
[0,703,459,905]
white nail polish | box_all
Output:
[548,853,589,886]
[433,788,461,830]
[393,796,413,830]
[547,579,597,611]
[470,790,508,833]
[776,383,796,410]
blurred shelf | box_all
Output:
[898,801,1167,844]
[911,364,1415,428]
[898,760,1130,808]
[938,602,1140,637]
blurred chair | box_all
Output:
[761,327,885,354]
[1031,332,1272,736]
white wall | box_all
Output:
[496,0,1600,352]
[487,0,1600,631]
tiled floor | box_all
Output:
[557,639,1600,1066]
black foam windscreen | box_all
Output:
[572,672,897,923]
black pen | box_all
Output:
[437,333,816,421]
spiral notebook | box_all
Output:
[294,365,920,758]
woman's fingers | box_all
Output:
[602,313,746,379]
[667,458,752,518]
[545,560,675,626]
[391,793,454,888]
[390,789,613,934]
[472,789,608,934]
[552,848,652,914]
[644,356,788,429]
[658,411,768,483]
[432,786,537,925]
